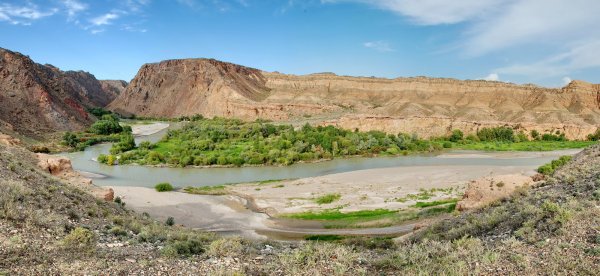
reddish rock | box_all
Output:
[0,47,123,138]
[104,188,115,201]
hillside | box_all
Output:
[109,58,600,140]
[0,48,120,139]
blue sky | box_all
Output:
[1,0,599,87]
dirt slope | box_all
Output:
[0,48,120,138]
[109,58,600,139]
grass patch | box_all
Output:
[305,235,345,241]
[413,198,459,208]
[453,141,594,151]
[183,185,228,195]
[315,193,341,204]
[154,182,174,192]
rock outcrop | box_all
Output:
[36,153,113,201]
[109,58,600,139]
[456,174,534,211]
[0,48,121,138]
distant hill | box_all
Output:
[109,58,600,140]
[0,48,122,139]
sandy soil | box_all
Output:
[111,186,270,239]
[130,122,170,136]
[229,149,582,215]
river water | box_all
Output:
[62,123,580,189]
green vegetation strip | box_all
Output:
[93,119,597,168]
[413,198,459,208]
[537,155,572,175]
[184,185,228,195]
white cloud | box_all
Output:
[495,40,600,78]
[562,77,572,85]
[325,0,600,82]
[363,41,394,52]
[90,13,119,26]
[0,3,56,25]
[482,73,499,81]
[323,0,503,25]
[61,0,87,20]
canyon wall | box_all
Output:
[109,58,600,139]
[0,48,119,138]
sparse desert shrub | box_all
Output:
[165,216,175,226]
[273,242,364,275]
[161,231,212,257]
[110,226,128,236]
[207,237,244,258]
[0,180,29,220]
[155,182,174,192]
[587,129,600,141]
[61,227,97,252]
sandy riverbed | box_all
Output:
[130,122,170,136]
[228,149,581,215]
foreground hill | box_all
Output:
[109,58,600,140]
[1,141,598,274]
[0,48,121,139]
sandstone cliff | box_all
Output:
[109,58,600,139]
[0,48,119,138]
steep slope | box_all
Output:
[109,58,600,140]
[0,48,120,138]
[109,59,270,118]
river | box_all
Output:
[62,123,577,189]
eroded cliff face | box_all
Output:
[109,58,600,139]
[0,48,118,138]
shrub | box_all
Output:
[588,129,600,141]
[110,134,136,154]
[537,155,572,175]
[442,141,452,148]
[155,183,174,192]
[531,130,541,140]
[165,216,175,226]
[90,118,123,135]
[477,127,515,142]
[207,237,244,257]
[161,239,205,257]
[61,227,97,252]
[449,129,463,142]
[62,132,79,147]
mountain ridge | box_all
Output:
[0,47,122,138]
[109,58,600,140]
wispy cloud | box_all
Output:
[61,0,87,20]
[324,0,502,25]
[363,41,394,52]
[90,12,119,26]
[495,40,600,78]
[0,3,56,25]
[325,0,600,82]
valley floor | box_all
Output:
[110,149,580,239]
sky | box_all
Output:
[0,0,599,87]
